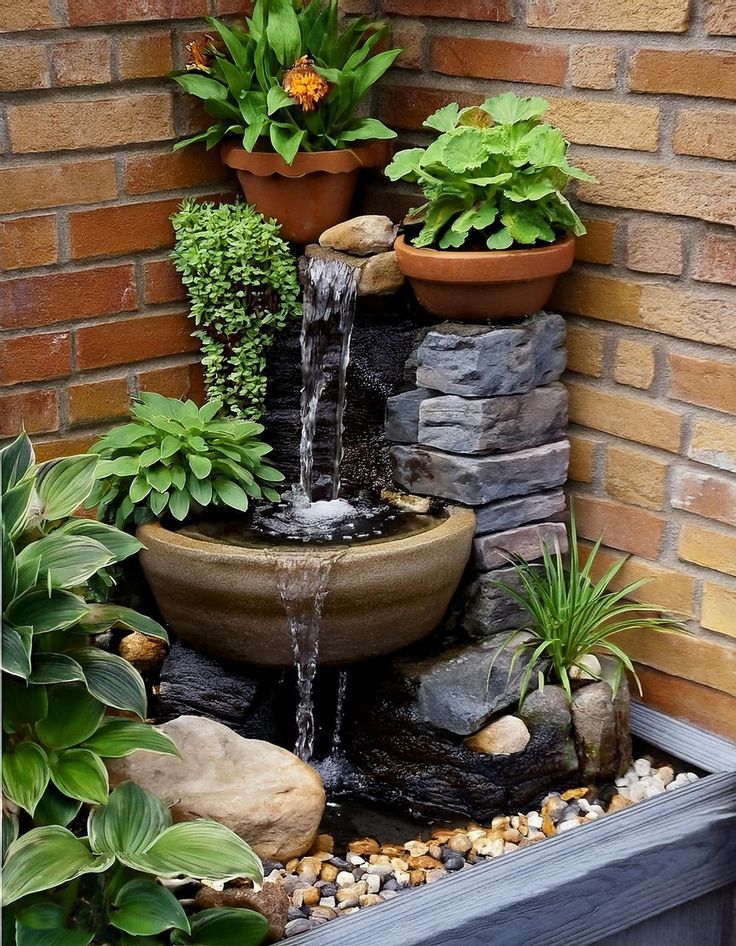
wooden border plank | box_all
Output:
[630,701,736,772]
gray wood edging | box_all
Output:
[299,710,736,946]
[629,701,736,773]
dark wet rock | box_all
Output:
[461,567,529,638]
[472,522,568,571]
[390,441,569,506]
[195,883,288,944]
[415,313,566,398]
[418,384,567,455]
[473,490,567,536]
[572,678,632,781]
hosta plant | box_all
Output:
[87,393,284,528]
[385,92,594,250]
[171,1,399,162]
[492,509,686,705]
[2,781,267,946]
[1,434,176,826]
[170,200,301,419]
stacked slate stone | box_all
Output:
[386,312,570,609]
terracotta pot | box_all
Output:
[137,506,475,668]
[221,139,390,244]
[394,234,576,321]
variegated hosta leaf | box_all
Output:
[15,534,113,592]
[36,455,99,522]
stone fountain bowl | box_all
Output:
[137,506,476,668]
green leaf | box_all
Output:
[266,85,294,115]
[71,647,147,718]
[35,684,105,749]
[173,908,269,946]
[3,477,34,540]
[32,782,82,828]
[16,534,113,590]
[3,808,19,859]
[2,742,50,816]
[265,0,301,65]
[15,903,94,946]
[213,478,249,512]
[173,73,229,101]
[486,227,514,250]
[56,519,143,563]
[130,821,263,884]
[385,146,424,182]
[146,465,172,494]
[6,589,89,635]
[29,653,85,685]
[339,118,396,143]
[189,455,212,479]
[423,102,460,133]
[49,748,109,806]
[160,435,181,460]
[2,677,48,731]
[440,127,491,174]
[88,781,171,856]
[129,474,152,503]
[97,455,140,477]
[36,455,98,521]
[2,622,31,679]
[80,604,168,642]
[482,91,548,124]
[2,826,113,905]
[269,123,305,165]
[81,718,179,759]
[168,488,191,522]
[187,474,212,507]
[0,433,34,492]
[111,879,190,936]
[353,47,401,99]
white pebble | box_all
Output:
[320,897,336,908]
[685,772,699,783]
[365,864,393,877]
[642,776,666,799]
[557,819,582,833]
[346,853,365,866]
[380,890,398,901]
[394,870,410,888]
[335,871,355,888]
[365,873,381,894]
[527,813,543,829]
[634,758,652,778]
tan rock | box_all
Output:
[195,883,288,943]
[358,251,404,296]
[608,793,633,813]
[108,716,325,862]
[404,840,429,857]
[359,893,383,907]
[320,863,338,883]
[319,215,397,256]
[118,631,167,672]
[408,854,442,870]
[349,836,380,856]
[465,715,531,755]
[448,833,472,854]
[311,833,334,854]
[409,869,426,886]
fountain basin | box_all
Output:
[137,506,475,668]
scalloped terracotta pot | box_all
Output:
[221,140,390,244]
[394,234,576,321]
[137,506,475,668]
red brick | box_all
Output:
[695,234,736,287]
[527,0,689,31]
[213,0,252,10]
[570,45,618,90]
[68,378,131,427]
[0,45,48,92]
[137,362,203,400]
[575,495,666,560]
[431,36,568,87]
[34,433,100,461]
[8,94,174,154]
[75,311,198,370]
[67,0,206,25]
[0,390,59,437]
[0,265,137,330]
[0,0,58,30]
[52,38,111,87]
[384,0,512,19]
[143,259,186,304]
[124,150,231,195]
[669,352,736,415]
[546,97,659,151]
[69,199,182,260]
[673,108,736,161]
[672,467,736,528]
[630,49,736,100]
[0,332,71,386]
[378,84,475,132]
[391,19,427,71]
[117,32,173,80]
[0,215,57,271]
[0,160,117,215]
[707,0,736,34]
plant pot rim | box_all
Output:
[136,504,476,564]
[221,139,390,178]
[394,233,576,284]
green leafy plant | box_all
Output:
[87,393,284,529]
[2,435,176,826]
[171,200,301,419]
[491,509,685,704]
[3,781,268,946]
[170,1,399,162]
[385,92,594,250]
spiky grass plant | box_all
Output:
[491,509,686,705]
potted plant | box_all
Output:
[171,1,400,243]
[385,93,594,320]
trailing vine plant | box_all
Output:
[170,199,301,421]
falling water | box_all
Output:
[298,256,359,501]
[331,669,349,756]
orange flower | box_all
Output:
[282,56,330,111]
[186,39,213,72]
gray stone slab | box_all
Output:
[418,383,568,455]
[415,311,566,397]
[472,521,569,571]
[462,566,530,638]
[384,387,434,443]
[390,440,569,505]
[474,489,567,535]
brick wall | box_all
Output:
[360,0,736,734]
[0,0,243,460]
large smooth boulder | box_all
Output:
[108,716,326,862]
[319,215,397,255]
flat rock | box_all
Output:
[415,312,566,397]
[473,522,568,571]
[390,440,569,505]
[462,566,530,637]
[473,490,566,536]
[418,384,567,455]
[385,387,434,443]
[465,715,530,755]
[358,251,404,296]
[319,215,397,256]
[108,715,326,862]
[304,243,364,269]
